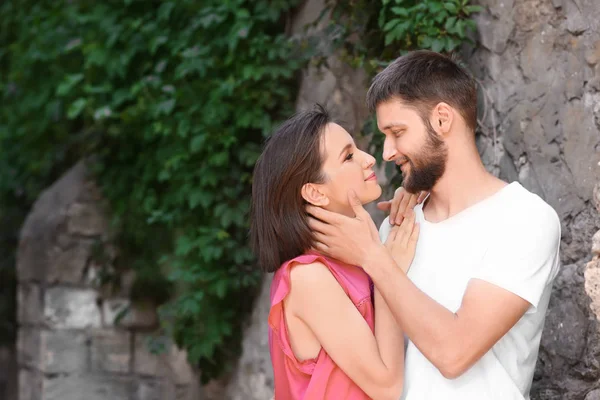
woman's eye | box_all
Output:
[344,152,354,161]
[393,130,404,137]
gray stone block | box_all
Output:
[134,334,196,384]
[43,330,88,374]
[18,369,42,400]
[44,374,132,400]
[17,284,43,325]
[89,329,131,374]
[133,379,164,400]
[66,203,108,237]
[18,329,88,374]
[17,328,41,370]
[47,240,94,284]
[44,287,101,329]
[102,298,158,330]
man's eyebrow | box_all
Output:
[339,143,352,159]
[381,122,408,131]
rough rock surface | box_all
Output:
[467,0,600,397]
[227,0,600,398]
[16,161,200,400]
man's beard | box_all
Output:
[401,122,448,194]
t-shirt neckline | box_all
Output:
[420,181,519,227]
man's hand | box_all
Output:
[384,209,419,274]
[307,190,384,267]
[377,187,428,226]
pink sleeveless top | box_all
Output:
[268,252,374,400]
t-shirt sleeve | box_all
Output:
[471,204,561,313]
[379,216,392,242]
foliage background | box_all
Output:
[0,0,479,382]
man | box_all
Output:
[307,50,561,399]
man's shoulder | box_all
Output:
[503,183,559,224]
[495,182,561,243]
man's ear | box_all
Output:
[431,102,454,136]
[301,183,330,206]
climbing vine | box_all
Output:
[0,0,481,382]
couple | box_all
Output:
[250,51,561,400]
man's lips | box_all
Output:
[365,172,377,181]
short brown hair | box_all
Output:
[366,50,477,132]
[250,105,330,272]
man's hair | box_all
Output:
[250,105,330,272]
[366,50,477,132]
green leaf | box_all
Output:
[56,74,84,96]
[391,7,409,17]
[444,2,458,13]
[431,38,445,52]
[465,5,483,14]
[445,16,457,31]
[383,18,401,32]
[67,98,87,119]
[156,99,176,116]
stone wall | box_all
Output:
[225,0,600,399]
[467,0,600,397]
[16,161,200,400]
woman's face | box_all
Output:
[303,123,382,216]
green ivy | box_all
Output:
[380,0,481,52]
[0,0,482,383]
[0,0,306,380]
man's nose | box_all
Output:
[383,138,398,161]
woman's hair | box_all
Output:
[250,104,331,272]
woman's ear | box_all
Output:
[301,183,330,206]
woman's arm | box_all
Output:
[287,213,417,400]
[289,262,404,400]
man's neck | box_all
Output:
[423,152,507,223]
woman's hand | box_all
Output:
[377,187,428,226]
[384,209,419,274]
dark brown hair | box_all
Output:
[250,105,331,272]
[366,50,477,132]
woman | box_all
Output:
[251,105,420,400]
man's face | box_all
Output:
[376,99,448,194]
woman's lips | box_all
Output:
[365,172,377,181]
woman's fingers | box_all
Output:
[396,191,412,225]
[389,188,403,225]
[385,224,400,248]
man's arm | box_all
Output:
[361,247,530,378]
[307,190,559,379]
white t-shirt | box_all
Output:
[379,182,561,400]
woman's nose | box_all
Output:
[362,152,376,169]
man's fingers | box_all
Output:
[377,200,392,211]
[348,190,369,219]
[307,216,333,235]
[306,205,340,225]
[313,231,330,246]
[313,240,329,254]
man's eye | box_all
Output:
[393,130,404,137]
[345,152,354,161]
